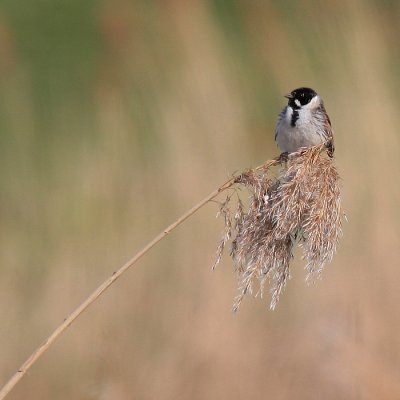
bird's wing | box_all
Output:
[275,107,287,141]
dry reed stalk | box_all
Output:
[0,143,343,399]
[0,178,235,400]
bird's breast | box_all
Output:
[276,108,325,153]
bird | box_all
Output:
[275,87,334,157]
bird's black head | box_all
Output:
[285,87,318,109]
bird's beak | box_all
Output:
[284,92,293,99]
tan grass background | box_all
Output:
[1,1,400,399]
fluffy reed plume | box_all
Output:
[213,144,343,310]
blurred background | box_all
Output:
[1,0,400,399]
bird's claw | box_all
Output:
[278,152,289,164]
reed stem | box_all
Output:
[0,177,235,400]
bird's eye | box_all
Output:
[297,91,313,105]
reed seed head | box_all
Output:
[214,144,344,310]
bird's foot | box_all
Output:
[277,151,289,164]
